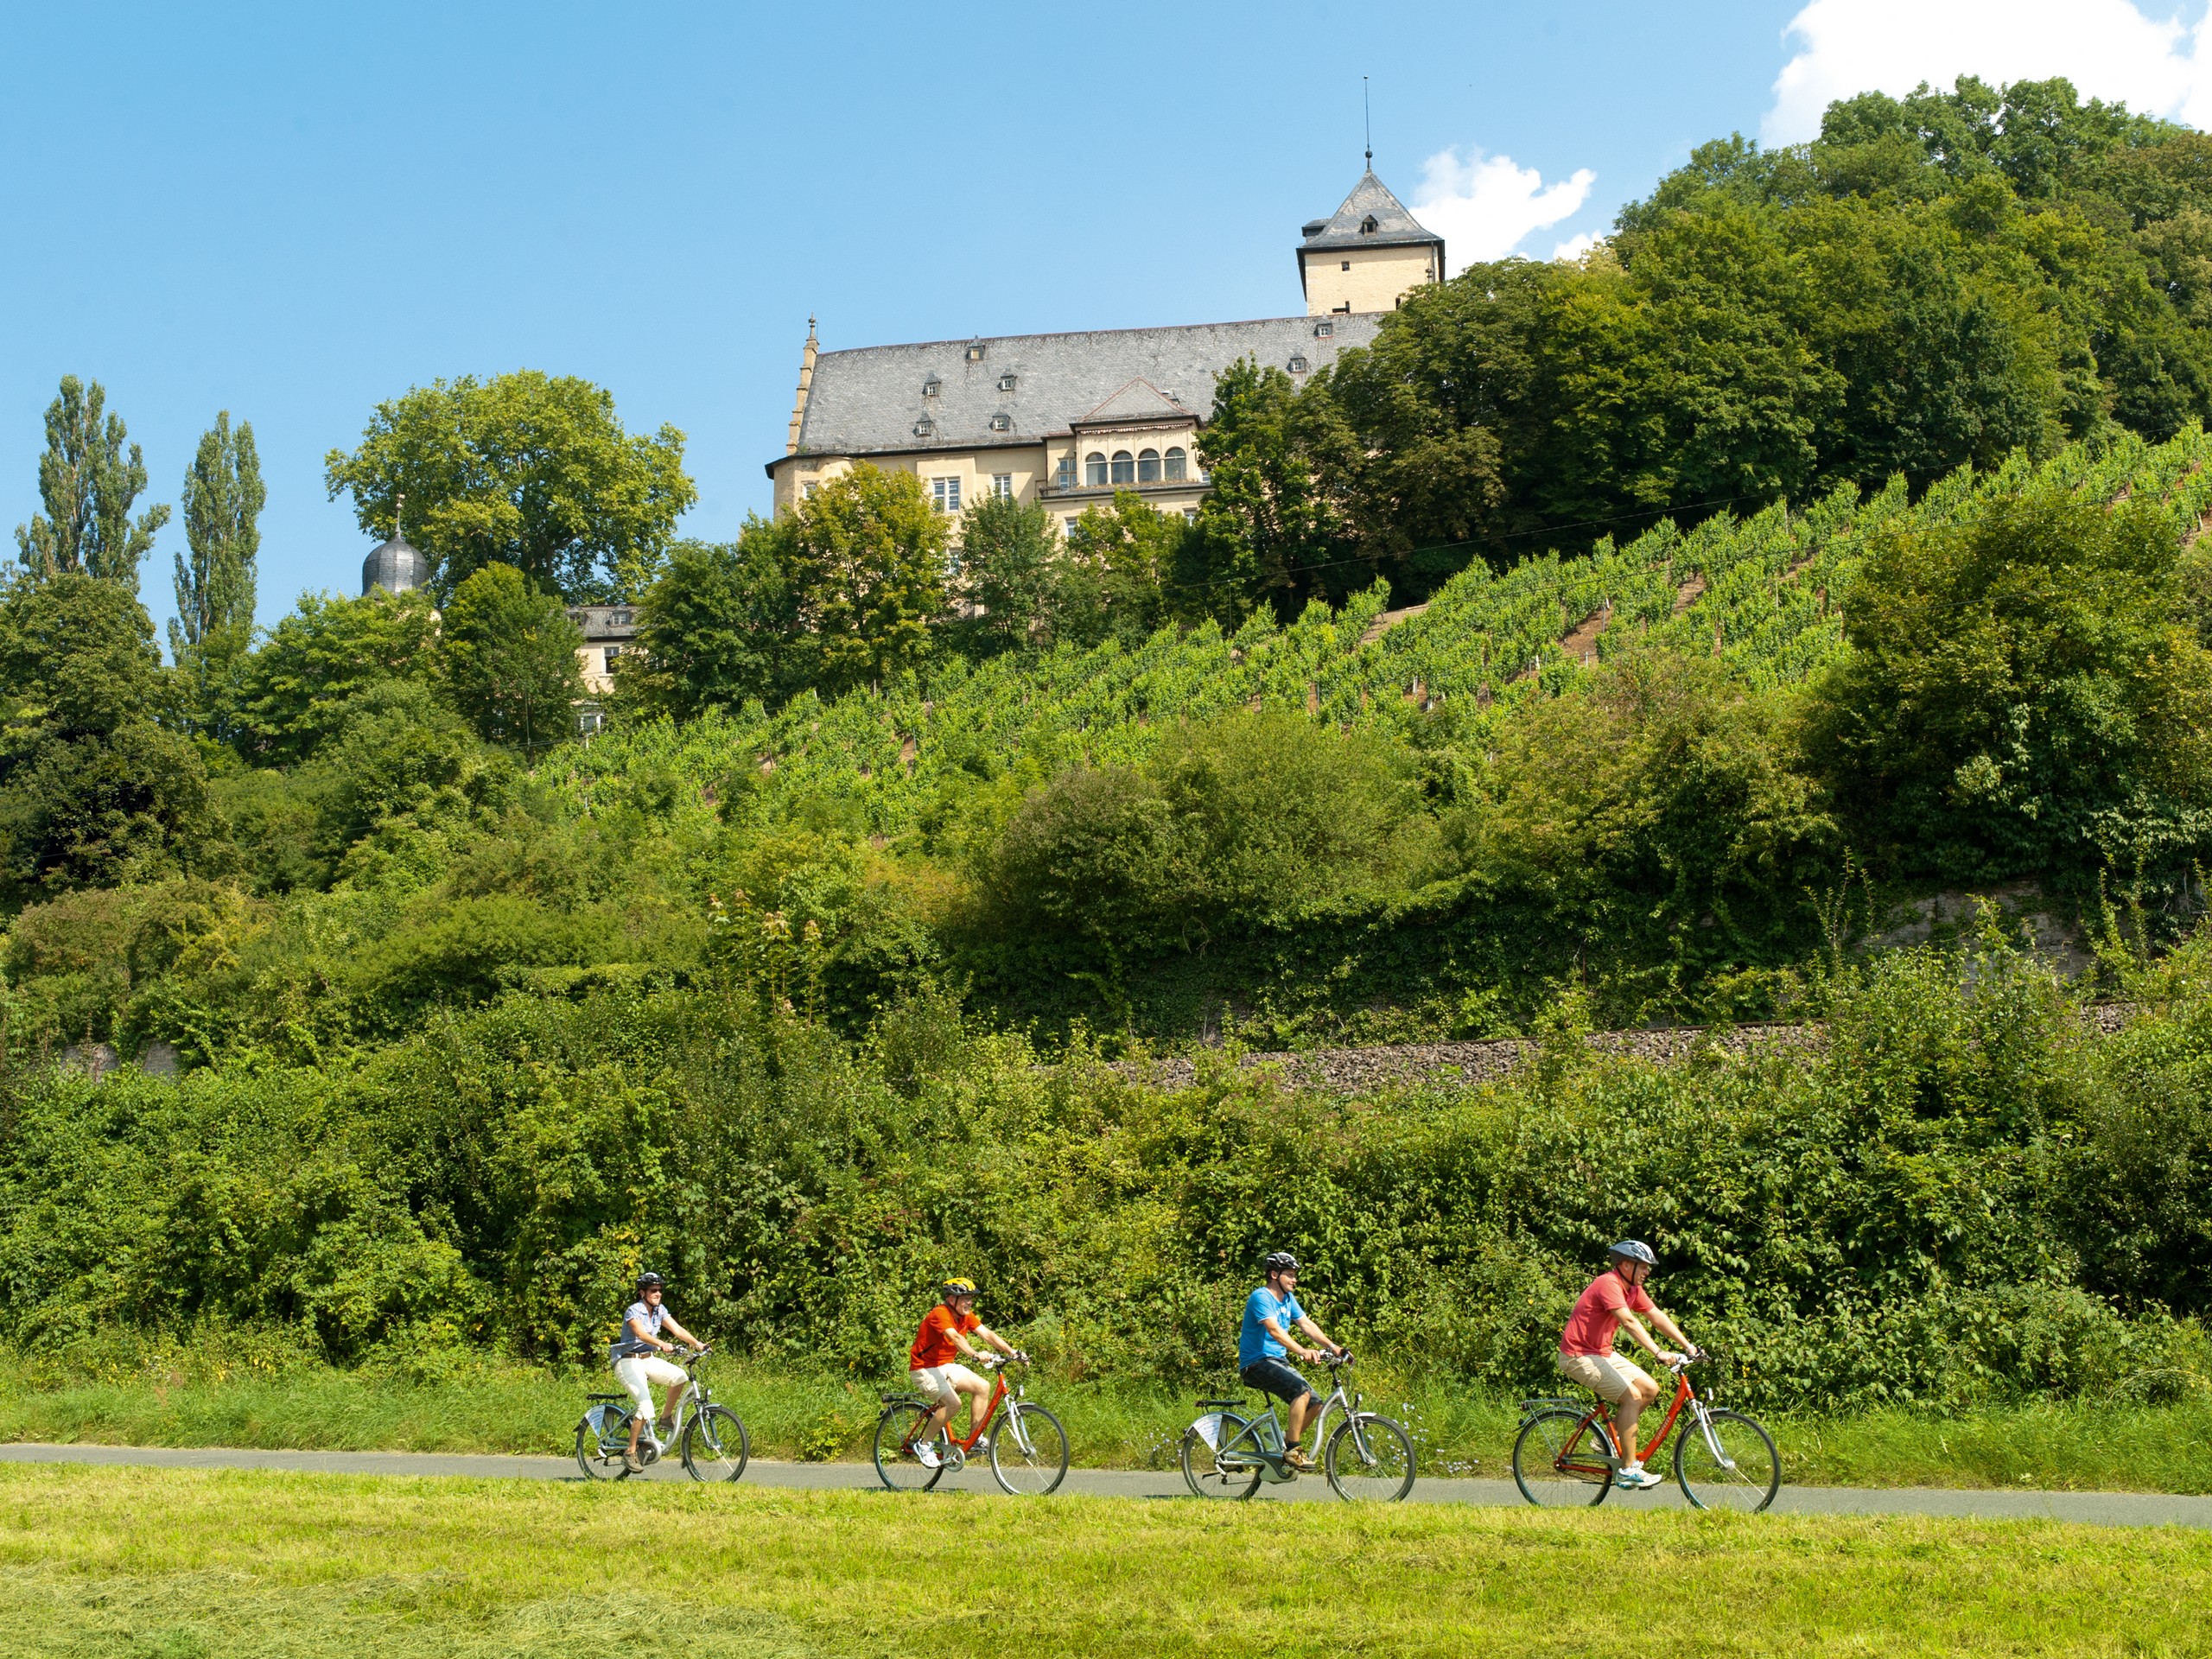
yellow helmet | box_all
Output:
[940,1278,977,1300]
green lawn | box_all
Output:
[0,1464,2201,1657]
[4,1351,2210,1493]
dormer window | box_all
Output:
[1314,321,1333,338]
[922,376,941,397]
[1287,355,1309,374]
[989,413,1012,431]
[965,343,986,362]
[1361,214,1378,233]
[914,416,935,437]
[997,372,1016,391]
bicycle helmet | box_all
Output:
[940,1277,977,1300]
[1262,1250,1300,1275]
[1607,1240,1656,1267]
[635,1271,667,1294]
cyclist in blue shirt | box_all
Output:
[1238,1250,1344,1471]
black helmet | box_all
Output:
[1262,1250,1300,1275]
[635,1271,667,1294]
[1607,1241,1656,1267]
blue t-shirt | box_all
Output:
[1239,1287,1305,1370]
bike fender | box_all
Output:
[1189,1412,1231,1452]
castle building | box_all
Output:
[766,168,1444,534]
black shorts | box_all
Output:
[1240,1358,1319,1405]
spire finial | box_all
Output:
[807,313,817,340]
[395,490,405,542]
[1363,76,1372,166]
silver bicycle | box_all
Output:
[1179,1353,1415,1502]
[576,1346,750,1483]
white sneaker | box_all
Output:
[914,1441,942,1469]
[1614,1463,1662,1490]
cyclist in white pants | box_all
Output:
[611,1271,699,1473]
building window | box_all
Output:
[998,372,1017,391]
[1287,355,1308,374]
[1165,446,1187,480]
[613,611,632,626]
[932,476,961,513]
[1314,320,1333,337]
[1183,508,1198,522]
[1361,214,1378,233]
[1065,517,1081,534]
[603,645,623,666]
[1085,451,1108,486]
[991,474,1013,499]
[1109,450,1135,486]
[802,480,820,499]
[1056,454,1076,490]
[965,343,985,362]
[989,413,1012,431]
[1341,259,1351,270]
[1137,448,1161,483]
[922,376,941,397]
[914,417,934,437]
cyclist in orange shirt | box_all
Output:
[907,1278,1024,1468]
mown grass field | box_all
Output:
[0,1464,2201,1657]
[5,1353,2210,1493]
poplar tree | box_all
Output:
[170,412,264,656]
[12,376,170,592]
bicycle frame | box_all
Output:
[1551,1362,1732,1471]
[898,1358,1037,1457]
[1210,1370,1356,1471]
[589,1355,709,1452]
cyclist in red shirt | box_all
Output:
[907,1278,1024,1468]
[1557,1241,1700,1490]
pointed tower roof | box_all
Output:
[1299,168,1440,253]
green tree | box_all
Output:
[170,412,264,741]
[949,493,1058,657]
[1804,493,2212,885]
[323,372,696,602]
[625,534,803,721]
[439,563,584,761]
[1059,491,1186,646]
[12,377,171,592]
[0,573,219,904]
[1189,359,1341,620]
[237,588,442,766]
[774,465,949,693]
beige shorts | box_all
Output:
[909,1363,985,1408]
[613,1355,687,1426]
[1557,1351,1653,1406]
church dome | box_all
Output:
[362,532,430,596]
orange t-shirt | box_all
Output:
[909,1304,982,1369]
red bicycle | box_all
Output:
[873,1353,1070,1495]
[1512,1352,1779,1511]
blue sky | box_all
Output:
[3,0,2209,641]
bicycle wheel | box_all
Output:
[1675,1407,1780,1513]
[873,1401,947,1492]
[681,1404,751,1483]
[1179,1414,1264,1500]
[575,1408,632,1481]
[1325,1412,1415,1502]
[1512,1408,1615,1508]
[988,1401,1069,1496]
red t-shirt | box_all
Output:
[909,1304,982,1369]
[1559,1271,1656,1357]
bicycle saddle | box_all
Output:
[1195,1397,1249,1408]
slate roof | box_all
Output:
[1078,378,1194,425]
[781,315,1381,466]
[1300,168,1443,255]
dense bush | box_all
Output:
[2,930,2204,1412]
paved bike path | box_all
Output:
[3,1442,2206,1529]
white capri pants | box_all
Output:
[614,1355,688,1426]
[909,1362,985,1409]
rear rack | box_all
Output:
[1196,1397,1249,1409]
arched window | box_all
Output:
[1085,452,1108,486]
[1137,448,1160,483]
[1110,450,1135,486]
[1164,447,1187,481]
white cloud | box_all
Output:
[1552,232,1599,263]
[1412,147,1597,272]
[1764,0,2212,145]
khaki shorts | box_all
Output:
[1557,1351,1653,1406]
[909,1363,984,1408]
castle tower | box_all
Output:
[1297,169,1445,317]
[786,316,818,455]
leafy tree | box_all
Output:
[949,493,1057,657]
[624,535,804,721]
[772,465,949,693]
[1189,359,1341,620]
[1804,493,2212,886]
[323,371,696,602]
[237,588,442,766]
[1059,492,1186,646]
[439,563,584,762]
[12,377,171,592]
[0,573,219,905]
[170,412,264,741]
